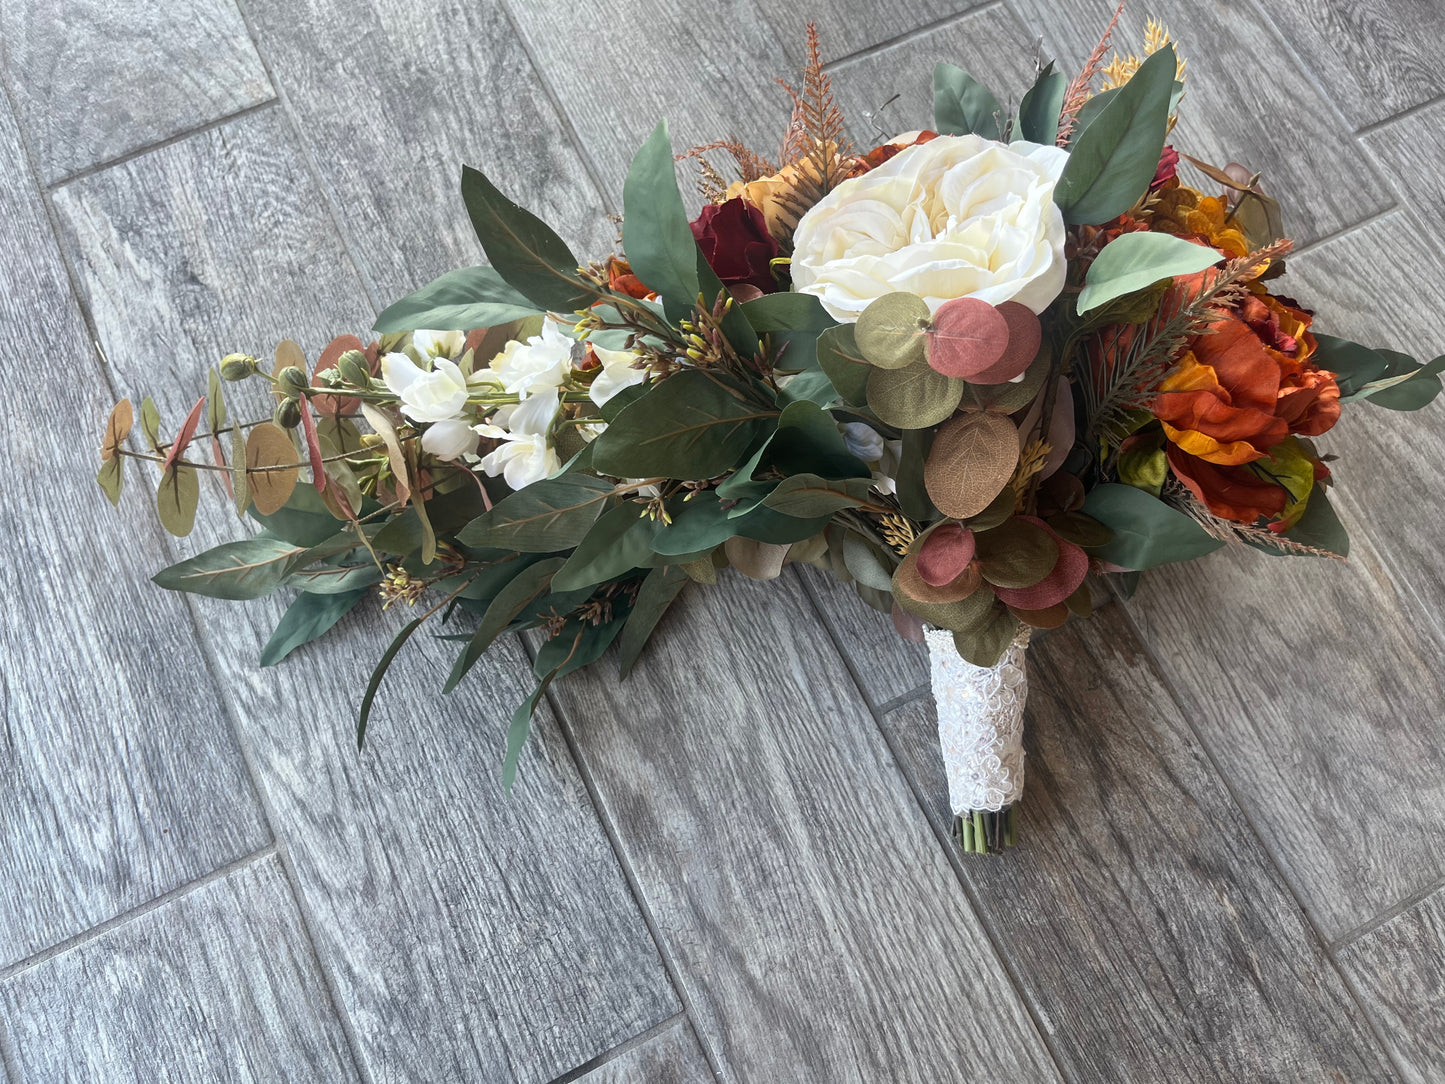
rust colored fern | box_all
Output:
[1057,0,1126,145]
[776,23,854,193]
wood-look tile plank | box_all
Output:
[0,856,356,1082]
[1118,209,1445,940]
[1362,103,1445,227]
[882,606,1395,1082]
[0,75,269,966]
[572,1019,713,1084]
[52,110,679,1082]
[240,0,614,308]
[545,571,1061,1083]
[0,0,273,183]
[797,566,928,708]
[1252,0,1445,128]
[1003,0,1392,244]
[503,0,794,205]
[1338,885,1445,1083]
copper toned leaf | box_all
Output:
[100,398,133,461]
[924,411,1019,519]
[245,422,301,515]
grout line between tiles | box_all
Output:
[545,1012,690,1084]
[793,568,1074,1084]
[0,846,278,985]
[1289,207,1399,258]
[45,100,279,192]
[1354,92,1445,137]
[822,1,1006,72]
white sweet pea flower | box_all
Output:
[489,320,574,398]
[791,134,1069,321]
[476,389,561,489]
[421,418,479,460]
[588,344,647,406]
[411,329,466,360]
[873,439,904,496]
[382,353,470,423]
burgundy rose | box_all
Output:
[1152,144,1180,188]
[690,197,782,294]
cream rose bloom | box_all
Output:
[791,134,1070,321]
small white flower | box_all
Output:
[381,353,470,423]
[411,329,466,360]
[421,418,479,460]
[587,344,647,406]
[839,421,886,463]
[476,389,561,489]
[489,320,574,398]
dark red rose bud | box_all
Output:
[690,197,782,294]
[1152,145,1180,188]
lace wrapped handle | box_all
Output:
[926,626,1030,853]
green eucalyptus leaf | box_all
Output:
[374,265,541,333]
[357,617,424,750]
[154,536,309,600]
[250,484,344,547]
[457,474,615,552]
[444,557,565,693]
[1282,485,1350,557]
[461,164,592,311]
[765,400,870,479]
[590,370,775,480]
[618,565,689,678]
[896,427,936,522]
[260,589,368,667]
[817,324,870,406]
[841,533,895,591]
[97,456,124,506]
[933,62,1004,138]
[140,397,162,451]
[777,369,839,407]
[156,464,199,538]
[1055,45,1176,224]
[552,503,662,590]
[1077,232,1222,314]
[855,292,931,370]
[975,518,1058,588]
[289,564,384,594]
[762,474,875,518]
[953,609,1020,667]
[1081,482,1224,569]
[1015,64,1066,144]
[867,359,964,428]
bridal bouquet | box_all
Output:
[97,13,1442,852]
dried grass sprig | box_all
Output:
[1057,0,1126,145]
[1167,480,1346,560]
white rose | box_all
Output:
[381,353,470,423]
[791,134,1069,321]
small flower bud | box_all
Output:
[219,353,258,381]
[337,349,372,388]
[277,366,309,393]
[273,399,302,430]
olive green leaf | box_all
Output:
[1081,482,1224,569]
[260,589,368,667]
[618,565,689,678]
[856,292,931,370]
[817,324,870,406]
[374,265,540,332]
[156,464,199,537]
[457,473,615,552]
[933,63,1004,138]
[866,358,964,428]
[1077,231,1222,315]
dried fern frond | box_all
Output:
[1079,237,1293,451]
[776,24,855,195]
[1058,0,1125,145]
[676,138,778,195]
[1167,480,1345,560]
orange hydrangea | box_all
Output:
[1149,180,1250,259]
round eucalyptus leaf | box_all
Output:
[867,359,964,428]
[855,292,931,370]
[974,517,1058,589]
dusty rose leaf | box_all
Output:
[915,523,976,587]
[925,297,1008,378]
[161,395,207,473]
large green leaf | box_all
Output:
[551,503,661,590]
[1015,64,1066,144]
[461,164,592,311]
[1282,486,1349,557]
[374,265,541,333]
[1313,336,1444,408]
[260,589,368,667]
[816,324,870,406]
[762,474,875,518]
[1054,46,1176,224]
[650,491,736,556]
[618,565,689,678]
[589,370,775,480]
[933,63,1004,138]
[741,292,834,335]
[457,473,615,551]
[251,484,345,547]
[1082,482,1224,569]
[1077,232,1222,314]
[153,536,308,600]
[623,121,703,322]
[763,400,870,480]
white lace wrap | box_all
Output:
[926,627,1031,814]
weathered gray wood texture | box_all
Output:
[544,572,1061,1084]
[2,0,1444,1079]
[883,607,1394,1082]
[0,0,273,182]
[1339,886,1445,1083]
[2,855,356,1082]
[0,70,270,968]
[571,1018,714,1084]
[49,109,678,1082]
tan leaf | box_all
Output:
[232,422,250,517]
[273,339,307,402]
[100,398,133,461]
[925,411,1020,519]
[156,464,200,537]
[360,403,411,506]
[245,422,301,515]
[723,537,788,581]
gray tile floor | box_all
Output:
[2,1,1443,1080]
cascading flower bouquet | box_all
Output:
[97,13,1442,853]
